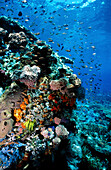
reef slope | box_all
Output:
[0,16,110,170]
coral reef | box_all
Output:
[0,16,84,169]
[0,16,110,170]
[71,101,111,170]
[0,110,14,139]
[49,75,81,98]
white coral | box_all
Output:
[20,65,40,80]
[55,125,69,139]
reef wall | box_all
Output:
[0,16,110,170]
[0,16,84,169]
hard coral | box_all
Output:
[41,127,54,139]
[66,83,75,97]
[49,80,61,91]
[0,27,7,38]
[19,65,41,88]
[50,74,82,99]
[49,77,68,92]
[0,16,87,169]
[0,27,7,44]
[54,117,61,125]
[55,125,69,139]
[52,137,61,148]
[8,31,27,49]
[69,74,81,86]
[14,108,23,122]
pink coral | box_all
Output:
[41,129,49,139]
[50,75,81,96]
[54,117,61,125]
[49,80,61,91]
[49,78,68,92]
[55,125,69,139]
[41,127,54,139]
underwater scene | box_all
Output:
[0,0,111,169]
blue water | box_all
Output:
[0,0,111,98]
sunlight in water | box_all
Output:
[46,0,96,5]
[81,0,96,8]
